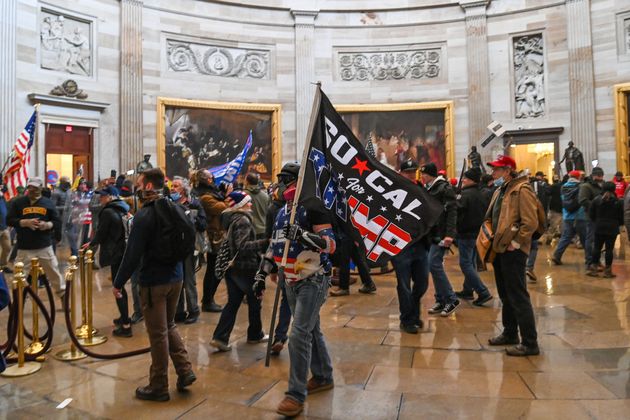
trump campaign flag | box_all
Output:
[298,90,442,267]
[209,130,253,185]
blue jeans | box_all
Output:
[285,275,333,403]
[429,244,457,305]
[553,219,587,263]
[392,241,429,327]
[585,220,597,265]
[526,239,538,270]
[457,238,489,296]
[274,278,292,343]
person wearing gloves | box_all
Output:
[210,191,269,352]
[252,166,336,418]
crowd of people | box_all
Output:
[2,153,629,417]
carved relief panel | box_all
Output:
[40,8,92,77]
[512,33,545,119]
[335,45,443,81]
[166,38,270,79]
[616,11,630,59]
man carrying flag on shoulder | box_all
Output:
[254,88,442,417]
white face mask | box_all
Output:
[493,177,505,187]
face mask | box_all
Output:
[170,192,181,202]
[282,185,296,202]
[493,177,505,187]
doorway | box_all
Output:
[45,124,93,185]
[502,127,563,179]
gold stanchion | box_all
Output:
[75,249,97,338]
[1,263,42,377]
[77,250,106,346]
[25,258,45,356]
[55,256,87,361]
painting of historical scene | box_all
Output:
[340,108,448,173]
[40,10,91,76]
[163,104,275,181]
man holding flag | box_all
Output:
[253,87,442,417]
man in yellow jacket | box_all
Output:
[483,155,540,357]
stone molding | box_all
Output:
[616,10,630,59]
[165,38,271,79]
[512,33,545,120]
[335,45,443,82]
[28,93,109,112]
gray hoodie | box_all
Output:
[244,185,270,236]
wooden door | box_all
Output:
[45,124,93,180]
[73,155,89,178]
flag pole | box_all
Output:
[33,103,40,182]
[265,82,322,367]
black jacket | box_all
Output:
[456,184,488,239]
[113,198,183,289]
[480,185,496,204]
[7,195,61,250]
[221,210,268,279]
[426,176,457,241]
[579,179,603,216]
[89,199,130,267]
[589,193,624,236]
[531,180,550,212]
[549,181,563,213]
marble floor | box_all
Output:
[2,243,630,419]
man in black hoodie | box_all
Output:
[7,177,63,297]
[85,186,132,337]
[455,168,493,306]
[420,163,460,317]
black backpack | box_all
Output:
[562,184,581,213]
[149,198,196,264]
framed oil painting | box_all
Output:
[336,101,455,177]
[157,98,281,182]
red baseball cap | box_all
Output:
[487,155,516,170]
[569,170,581,178]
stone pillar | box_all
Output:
[0,0,16,160]
[120,0,144,172]
[291,9,318,158]
[460,1,491,157]
[566,0,597,170]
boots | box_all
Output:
[603,266,616,278]
[586,264,599,277]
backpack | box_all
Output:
[149,198,196,264]
[562,184,581,213]
[214,221,238,280]
[518,183,547,240]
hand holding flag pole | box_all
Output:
[265,82,322,367]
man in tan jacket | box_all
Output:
[483,155,540,357]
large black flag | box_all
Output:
[299,91,443,267]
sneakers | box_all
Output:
[488,334,519,346]
[526,269,537,282]
[306,377,334,394]
[329,287,349,297]
[455,290,474,300]
[506,344,540,357]
[399,323,418,334]
[247,334,269,344]
[428,302,444,315]
[586,264,599,277]
[551,257,562,266]
[358,282,377,294]
[176,372,197,392]
[472,294,493,307]
[130,312,144,324]
[270,340,285,355]
[202,301,223,313]
[135,386,169,402]
[276,397,304,417]
[113,325,132,337]
[603,267,616,278]
[440,300,460,317]
[210,338,232,352]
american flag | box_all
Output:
[4,111,37,199]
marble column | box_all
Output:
[120,0,144,172]
[566,0,597,170]
[291,9,318,157]
[460,0,491,158]
[0,0,16,160]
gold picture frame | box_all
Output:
[335,101,455,178]
[614,83,630,174]
[156,97,282,180]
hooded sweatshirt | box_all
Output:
[244,184,270,236]
[89,199,130,267]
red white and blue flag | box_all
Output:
[4,110,37,199]
[299,91,442,267]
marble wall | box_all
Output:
[6,0,630,178]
